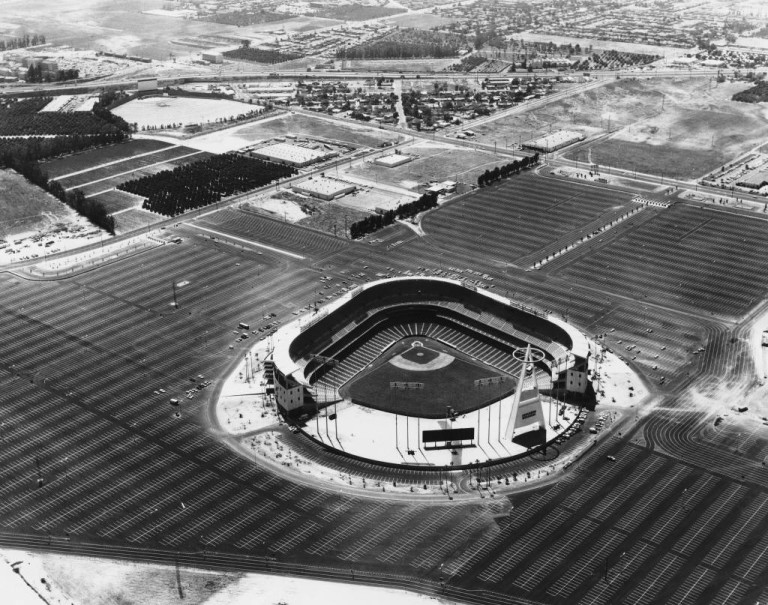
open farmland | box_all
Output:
[41,140,174,179]
[347,140,506,190]
[184,112,403,153]
[0,169,76,237]
[112,96,260,130]
[55,146,206,191]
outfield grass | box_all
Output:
[41,140,173,179]
[344,337,514,418]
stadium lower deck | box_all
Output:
[3,173,768,605]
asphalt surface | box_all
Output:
[2,171,768,604]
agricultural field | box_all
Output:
[112,96,261,130]
[223,47,304,64]
[0,96,125,136]
[541,77,768,180]
[40,140,173,179]
[338,29,466,60]
[0,169,75,238]
[346,140,505,190]
[119,154,295,216]
[185,113,403,153]
[55,146,205,190]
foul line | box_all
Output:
[194,225,306,260]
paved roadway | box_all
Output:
[2,170,768,604]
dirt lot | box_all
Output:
[185,113,403,153]
[0,169,78,238]
[241,190,370,239]
[535,77,768,180]
[346,140,504,190]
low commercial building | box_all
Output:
[137,77,158,92]
[252,142,337,167]
[523,130,585,153]
[374,154,414,168]
[202,52,223,64]
[292,176,356,200]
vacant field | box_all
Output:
[527,77,768,180]
[185,113,403,153]
[347,140,506,190]
[298,199,371,238]
[41,140,173,179]
[566,138,727,181]
[384,13,457,29]
[0,169,76,237]
[113,96,259,129]
[112,207,164,234]
[90,189,145,214]
[345,57,459,72]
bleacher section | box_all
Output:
[290,279,573,373]
[309,306,549,395]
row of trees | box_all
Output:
[25,65,79,83]
[0,96,129,137]
[119,154,296,217]
[337,29,465,60]
[477,154,539,187]
[733,79,768,103]
[0,34,45,51]
[223,47,303,64]
[349,191,438,239]
[0,92,134,234]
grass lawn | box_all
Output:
[343,337,514,418]
[0,169,75,238]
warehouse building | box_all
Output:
[252,142,337,168]
[292,176,356,200]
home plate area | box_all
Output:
[342,337,516,419]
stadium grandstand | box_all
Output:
[267,277,593,468]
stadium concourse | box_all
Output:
[220,276,609,470]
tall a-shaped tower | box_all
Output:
[505,345,545,440]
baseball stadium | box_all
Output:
[268,277,594,468]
